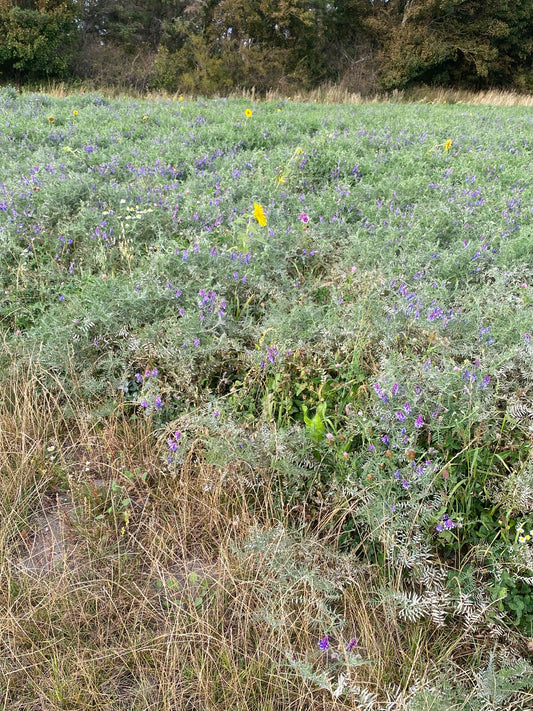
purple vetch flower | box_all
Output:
[214,410,220,418]
[318,635,330,651]
[381,434,389,445]
[346,638,358,652]
[154,395,163,411]
[168,431,181,451]
[373,383,387,400]
[401,480,409,489]
[392,382,399,396]
[436,514,456,532]
[140,400,148,408]
[526,333,531,345]
[194,338,200,347]
[403,402,412,415]
[266,346,278,363]
[134,373,143,383]
[396,411,407,422]
[414,414,425,428]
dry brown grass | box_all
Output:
[16,80,533,107]
[2,350,529,709]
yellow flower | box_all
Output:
[48,116,54,123]
[253,202,267,227]
[444,139,452,152]
[73,109,78,116]
[245,109,253,117]
[179,95,184,101]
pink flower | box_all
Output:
[299,212,309,224]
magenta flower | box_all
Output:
[299,212,309,224]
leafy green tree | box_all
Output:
[0,0,79,79]
[367,0,533,89]
[209,0,331,90]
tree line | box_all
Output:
[1,0,532,94]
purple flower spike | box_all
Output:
[414,414,424,428]
[318,635,330,651]
[346,638,358,652]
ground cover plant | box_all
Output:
[1,87,533,709]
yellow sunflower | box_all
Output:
[245,109,253,118]
[253,203,267,227]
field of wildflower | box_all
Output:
[1,86,533,709]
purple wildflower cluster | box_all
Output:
[462,369,491,389]
[436,514,457,532]
[318,635,330,651]
[167,430,181,452]
[260,345,279,369]
[135,367,158,382]
[390,281,455,326]
[198,288,226,320]
[318,635,358,653]
[373,381,426,432]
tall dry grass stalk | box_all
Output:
[16,79,533,107]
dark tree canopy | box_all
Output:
[0,0,532,92]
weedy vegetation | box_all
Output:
[1,86,533,709]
